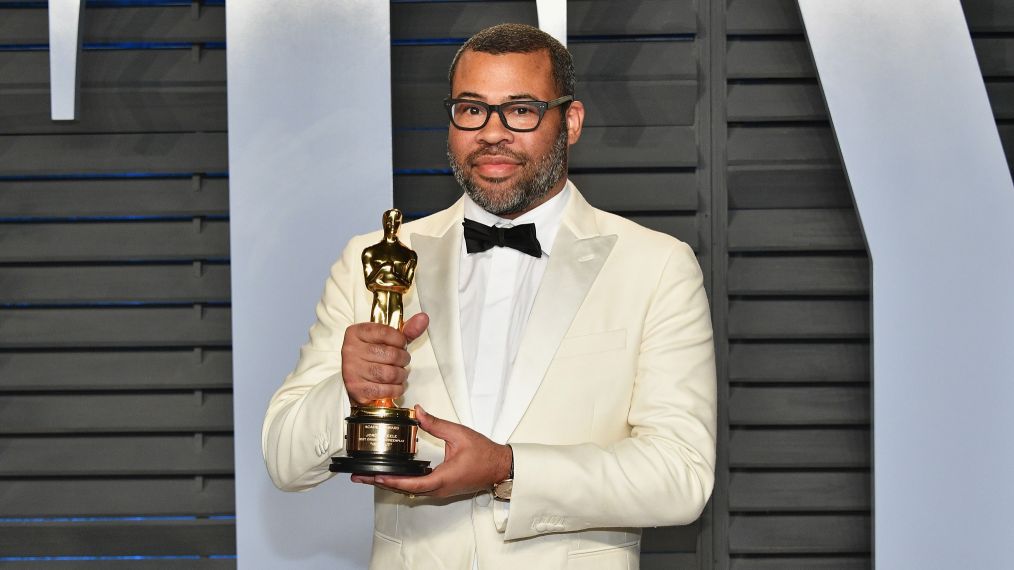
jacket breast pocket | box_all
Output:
[555,328,627,359]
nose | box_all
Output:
[476,109,514,146]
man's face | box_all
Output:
[447,49,582,218]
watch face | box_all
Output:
[494,480,513,500]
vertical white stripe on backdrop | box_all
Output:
[48,0,84,120]
[227,1,392,568]
[799,1,1014,568]
[536,0,568,47]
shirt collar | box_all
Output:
[462,180,572,256]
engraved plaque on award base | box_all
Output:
[330,209,432,476]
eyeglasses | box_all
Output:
[444,95,574,132]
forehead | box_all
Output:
[451,49,555,99]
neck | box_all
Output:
[497,177,567,220]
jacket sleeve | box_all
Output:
[261,239,361,491]
[503,241,717,540]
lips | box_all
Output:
[471,153,523,178]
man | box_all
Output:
[263,23,717,569]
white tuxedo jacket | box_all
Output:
[263,186,717,570]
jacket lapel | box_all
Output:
[491,190,617,443]
[410,199,474,428]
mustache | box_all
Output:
[467,144,526,164]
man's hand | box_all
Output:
[351,406,512,498]
[341,313,429,405]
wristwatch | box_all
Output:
[492,445,514,501]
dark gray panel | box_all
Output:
[728,255,870,295]
[727,82,825,122]
[0,562,235,570]
[0,349,232,391]
[729,386,870,425]
[726,126,839,166]
[728,299,869,339]
[728,343,870,383]
[0,133,229,176]
[729,429,870,468]
[986,81,1014,119]
[727,166,850,209]
[390,0,696,38]
[394,172,697,214]
[0,264,230,304]
[0,87,228,135]
[730,558,870,570]
[0,477,234,517]
[974,37,1014,76]
[0,434,234,476]
[729,472,870,511]
[963,0,1014,32]
[728,515,871,554]
[0,392,233,434]
[726,0,800,34]
[641,522,699,553]
[0,178,228,217]
[395,80,697,128]
[0,220,230,263]
[0,50,227,88]
[0,6,225,44]
[394,41,697,83]
[727,210,864,252]
[0,306,232,348]
[640,553,700,570]
[726,40,813,79]
[0,519,235,556]
[394,126,698,170]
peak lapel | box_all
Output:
[491,191,617,443]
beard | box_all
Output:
[447,120,569,217]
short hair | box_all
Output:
[448,23,575,99]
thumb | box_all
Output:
[415,405,455,441]
[403,312,430,344]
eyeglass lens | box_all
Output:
[449,101,543,130]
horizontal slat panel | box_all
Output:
[0,349,232,391]
[394,41,697,83]
[729,429,870,468]
[727,126,839,166]
[390,0,696,38]
[728,255,869,295]
[729,343,870,383]
[394,172,697,214]
[395,126,698,170]
[0,477,234,517]
[986,81,1014,119]
[641,522,699,553]
[641,553,699,570]
[729,515,870,554]
[395,80,697,128]
[0,178,228,218]
[0,306,232,348]
[0,50,226,88]
[730,558,870,570]
[728,299,869,339]
[0,561,235,569]
[0,392,232,434]
[729,472,870,512]
[975,38,1014,76]
[0,434,234,476]
[727,210,864,252]
[0,519,235,557]
[729,387,870,425]
[0,6,225,44]
[727,40,813,79]
[0,264,230,304]
[0,133,228,176]
[0,87,227,135]
[727,166,850,209]
[727,82,825,122]
[0,221,230,263]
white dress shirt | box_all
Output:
[459,182,571,438]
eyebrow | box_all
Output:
[453,91,541,101]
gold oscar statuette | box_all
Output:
[330,209,432,476]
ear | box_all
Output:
[565,100,585,145]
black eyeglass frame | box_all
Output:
[443,95,574,132]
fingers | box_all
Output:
[373,472,442,495]
[415,405,455,441]
[403,312,430,344]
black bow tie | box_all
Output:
[463,218,542,258]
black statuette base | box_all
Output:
[330,455,432,476]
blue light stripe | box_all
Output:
[0,215,229,223]
[395,168,452,175]
[0,556,203,562]
[0,172,229,182]
[0,514,237,523]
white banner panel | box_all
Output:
[536,0,567,47]
[227,1,392,567]
[799,1,1014,567]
